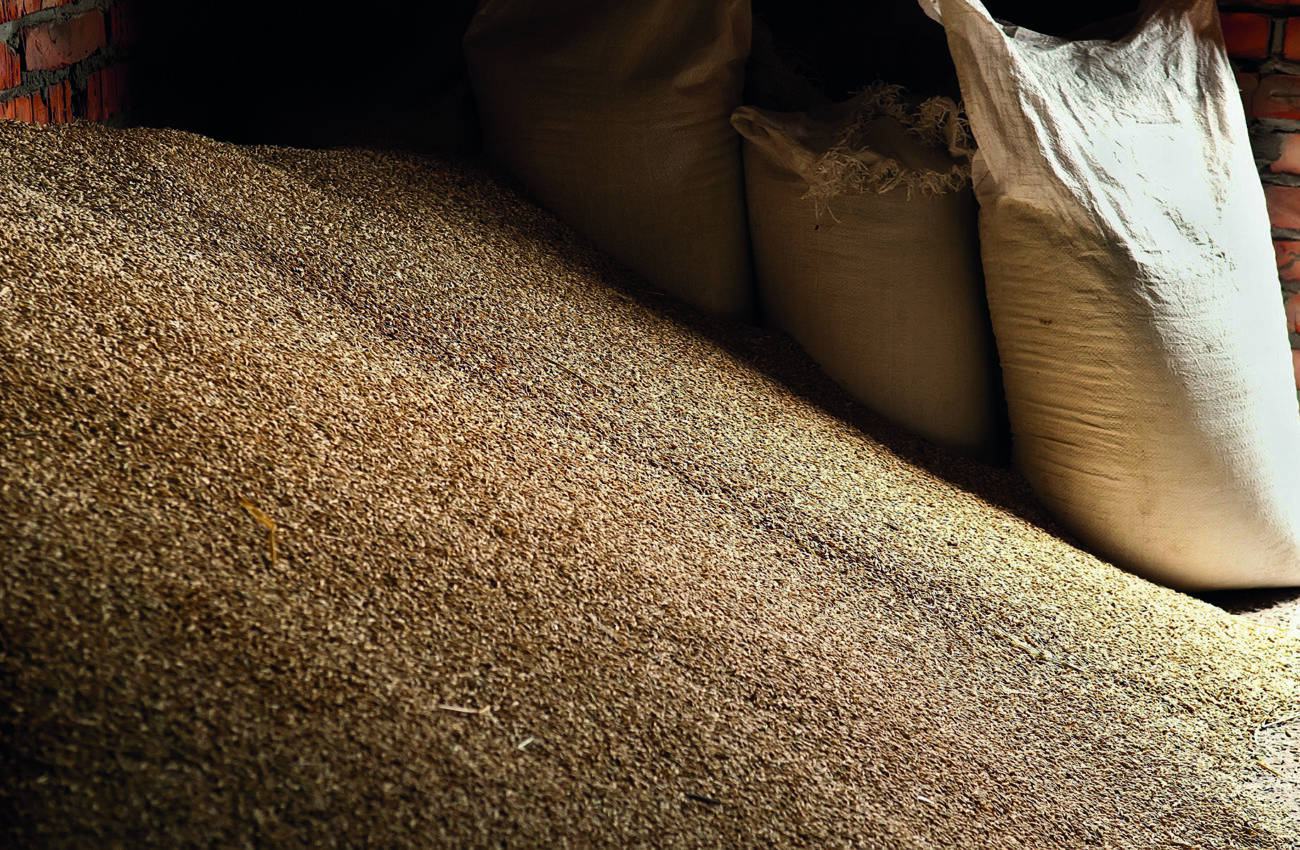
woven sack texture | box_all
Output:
[464,0,756,321]
[732,89,1006,463]
[920,0,1300,589]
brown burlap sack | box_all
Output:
[464,0,756,321]
[732,88,1006,463]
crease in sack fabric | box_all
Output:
[732,87,1007,463]
[463,0,756,321]
[920,0,1300,589]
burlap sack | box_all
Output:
[920,0,1300,589]
[463,0,756,321]
[732,89,1006,463]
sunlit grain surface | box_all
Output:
[1,121,1296,847]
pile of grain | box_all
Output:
[0,120,1296,847]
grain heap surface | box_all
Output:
[1,120,1297,848]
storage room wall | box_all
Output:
[0,0,479,147]
[1225,0,1300,299]
[3,0,1298,296]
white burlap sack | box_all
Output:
[731,89,1006,463]
[920,0,1300,588]
[463,0,755,321]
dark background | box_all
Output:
[129,0,1140,151]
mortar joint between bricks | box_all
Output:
[0,0,115,45]
[1265,172,1300,189]
[1261,56,1300,75]
[0,45,123,103]
[1251,116,1300,134]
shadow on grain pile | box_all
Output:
[1,121,1297,848]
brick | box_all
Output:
[28,88,46,122]
[84,64,102,120]
[4,0,74,20]
[114,61,131,113]
[20,0,57,12]
[88,61,129,119]
[46,78,68,121]
[5,0,77,11]
[1252,74,1300,119]
[1278,240,1300,285]
[1285,19,1300,62]
[1267,186,1300,231]
[108,0,137,49]
[88,63,117,119]
[1287,290,1300,329]
[1222,13,1272,60]
[1270,132,1300,175]
[23,9,106,72]
[0,43,18,90]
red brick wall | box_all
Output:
[0,0,135,123]
[1226,2,1300,297]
